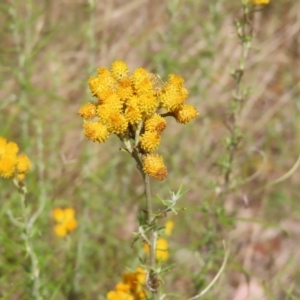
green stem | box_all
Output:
[143,173,159,300]
[223,3,252,195]
[17,181,42,300]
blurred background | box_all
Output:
[0,0,300,299]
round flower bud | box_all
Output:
[0,137,7,155]
[116,78,134,102]
[83,121,110,143]
[5,142,19,156]
[111,61,129,80]
[78,102,97,119]
[0,154,17,179]
[135,78,153,96]
[168,74,184,85]
[250,0,269,5]
[131,67,149,87]
[139,131,161,152]
[105,112,128,135]
[144,114,167,134]
[144,238,169,261]
[159,83,186,112]
[142,153,168,181]
[124,104,142,125]
[173,104,198,124]
[137,94,158,115]
[16,154,31,173]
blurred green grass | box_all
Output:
[1,0,300,299]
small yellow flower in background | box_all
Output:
[250,0,270,5]
[164,220,175,236]
[144,237,169,262]
[155,238,169,261]
[0,137,31,180]
[78,61,198,181]
[52,207,77,238]
[107,267,147,300]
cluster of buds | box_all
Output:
[52,207,77,238]
[250,0,270,5]
[106,267,147,300]
[143,220,174,262]
[0,137,31,181]
[78,61,198,180]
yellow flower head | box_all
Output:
[124,104,142,125]
[173,104,198,124]
[139,131,161,152]
[5,142,19,156]
[0,137,7,155]
[83,121,110,143]
[115,282,131,293]
[137,94,158,115]
[102,93,123,109]
[250,0,270,5]
[123,267,146,292]
[106,290,134,300]
[89,68,115,101]
[142,154,167,181]
[135,267,146,285]
[159,83,187,112]
[88,76,101,97]
[16,154,31,173]
[111,61,129,81]
[116,78,134,102]
[52,207,77,238]
[168,73,184,85]
[105,112,128,135]
[144,238,169,261]
[144,114,167,134]
[131,68,149,88]
[135,78,153,96]
[52,207,65,223]
[164,220,175,236]
[0,137,31,181]
[0,154,17,179]
[97,68,115,88]
[78,102,97,119]
[107,268,147,300]
[97,103,121,123]
[156,238,169,261]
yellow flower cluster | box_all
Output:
[164,220,175,236]
[144,237,169,262]
[0,137,31,181]
[52,207,77,238]
[250,0,270,5]
[78,61,198,181]
[107,267,147,300]
[143,220,174,261]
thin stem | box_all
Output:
[222,3,253,195]
[16,181,42,300]
[143,173,159,300]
